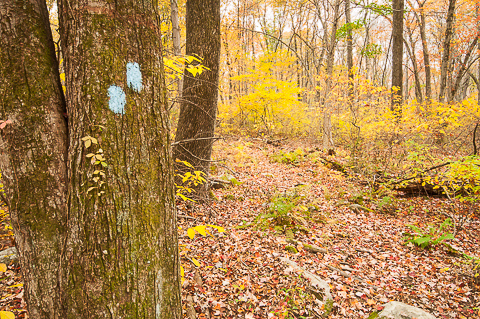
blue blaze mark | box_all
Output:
[126,62,143,92]
[108,85,126,114]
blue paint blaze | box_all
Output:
[126,62,143,92]
[108,85,126,114]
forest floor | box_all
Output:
[0,137,479,318]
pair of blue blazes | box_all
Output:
[108,62,143,115]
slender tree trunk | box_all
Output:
[171,0,184,102]
[405,27,423,103]
[345,0,354,99]
[391,0,404,113]
[57,0,181,317]
[439,0,457,103]
[0,0,68,317]
[173,0,221,194]
[450,37,478,101]
[416,0,432,101]
[322,0,341,150]
[478,6,480,106]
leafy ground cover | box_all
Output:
[1,138,479,318]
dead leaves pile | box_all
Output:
[179,138,479,318]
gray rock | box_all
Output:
[0,247,18,264]
[372,301,437,319]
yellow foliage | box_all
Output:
[219,49,311,136]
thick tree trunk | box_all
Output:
[173,0,221,194]
[0,0,68,317]
[57,0,181,317]
[391,0,404,113]
[439,0,457,103]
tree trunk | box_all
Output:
[2,0,182,317]
[171,0,183,103]
[391,0,404,113]
[345,0,354,99]
[439,0,457,103]
[0,0,68,317]
[173,0,221,194]
[450,37,478,102]
[416,0,432,101]
[58,0,181,316]
[321,0,341,150]
[405,27,423,103]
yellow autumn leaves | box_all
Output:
[0,264,14,319]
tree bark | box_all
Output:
[0,0,68,317]
[439,0,457,103]
[391,0,404,112]
[173,0,221,194]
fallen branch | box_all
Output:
[280,257,333,306]
[286,238,328,254]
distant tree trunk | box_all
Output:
[478,6,480,106]
[171,0,183,103]
[391,0,404,113]
[439,0,457,103]
[405,27,423,103]
[345,0,354,99]
[173,0,221,194]
[416,0,432,101]
[450,37,478,101]
[0,0,68,317]
[322,0,341,150]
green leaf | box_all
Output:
[413,236,431,246]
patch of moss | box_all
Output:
[223,194,235,200]
[285,245,298,254]
[323,298,334,317]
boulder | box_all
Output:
[369,301,437,319]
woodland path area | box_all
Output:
[0,138,479,318]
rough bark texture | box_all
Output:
[439,0,457,103]
[0,0,68,317]
[58,0,181,317]
[173,0,221,192]
[391,0,404,112]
